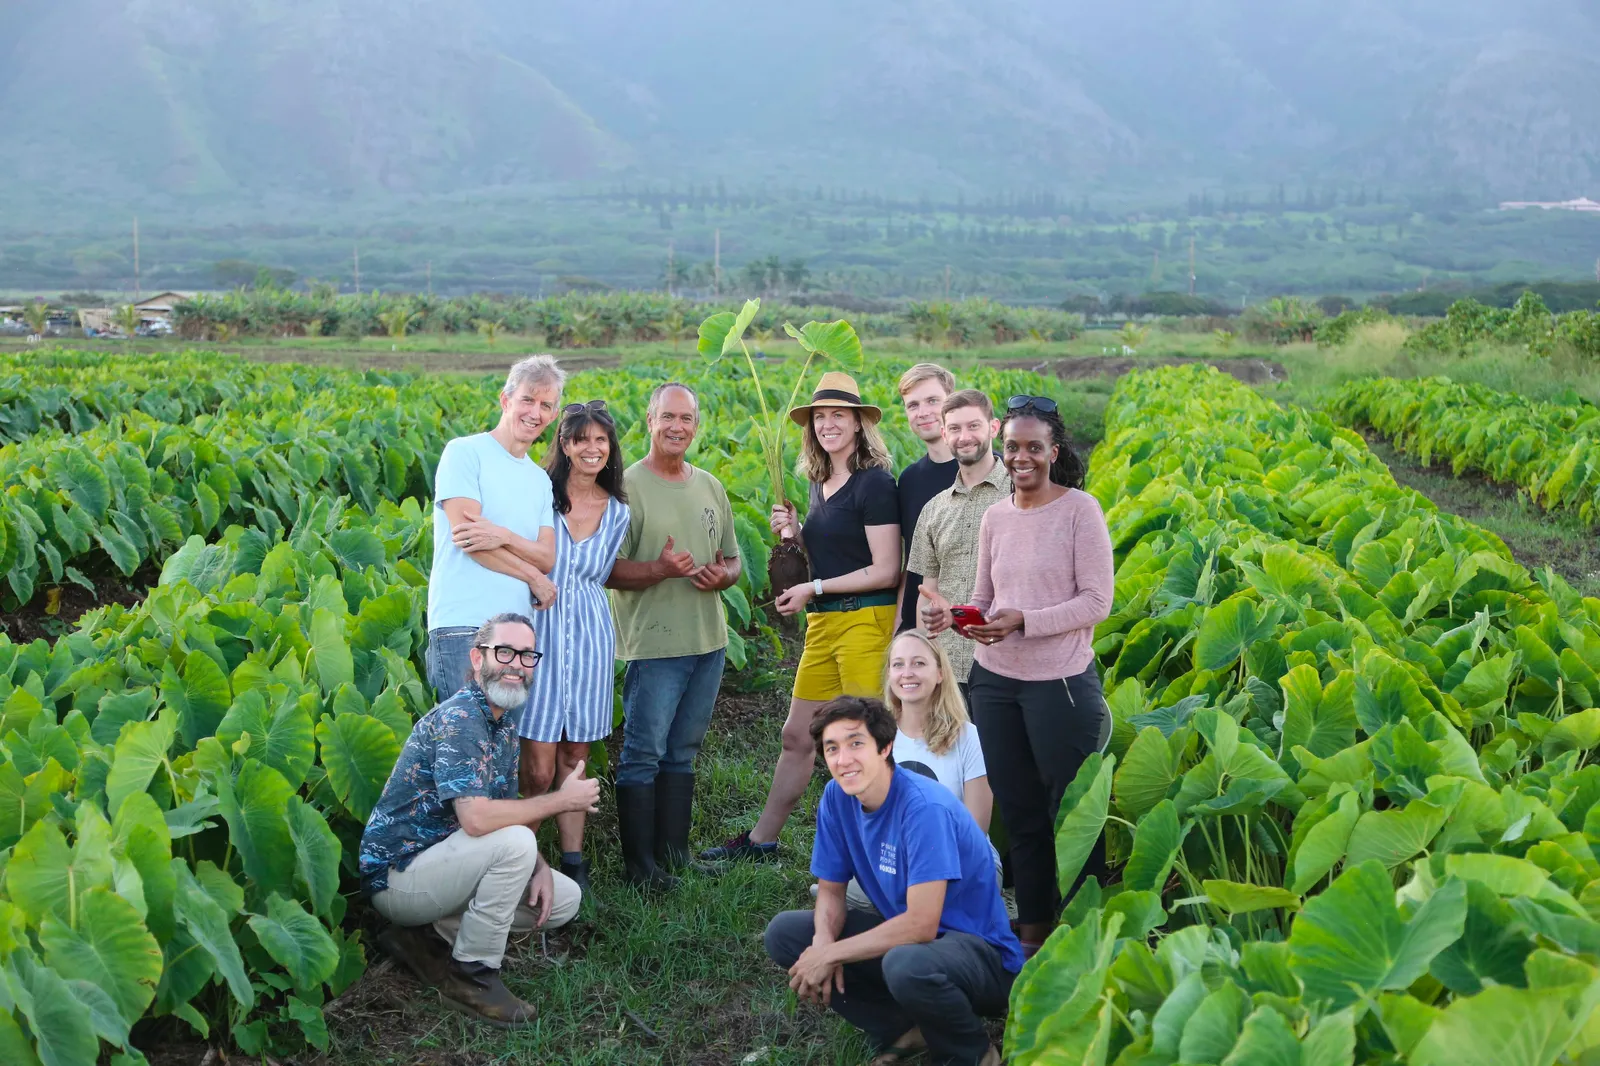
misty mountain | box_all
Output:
[3,0,1597,206]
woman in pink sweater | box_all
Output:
[930,395,1114,954]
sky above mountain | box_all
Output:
[3,0,1596,209]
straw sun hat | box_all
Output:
[788,371,883,426]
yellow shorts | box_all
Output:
[793,604,898,703]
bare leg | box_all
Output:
[750,696,827,844]
[519,738,557,831]
[553,740,589,854]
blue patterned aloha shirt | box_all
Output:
[358,682,521,894]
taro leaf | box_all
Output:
[1345,794,1450,869]
[1289,790,1361,894]
[1054,753,1113,896]
[1177,978,1248,1065]
[308,608,355,691]
[158,535,235,593]
[284,797,341,920]
[1221,1005,1301,1065]
[1114,726,1178,819]
[1195,595,1283,672]
[1239,940,1299,998]
[1354,653,1433,734]
[173,861,252,1008]
[1543,708,1600,761]
[0,1010,40,1066]
[45,448,111,518]
[215,759,296,899]
[1288,861,1467,1009]
[1429,879,1533,995]
[1130,694,1206,738]
[1103,889,1166,940]
[113,793,176,943]
[1203,879,1300,914]
[1150,971,1209,1058]
[162,653,231,750]
[1410,984,1580,1066]
[216,690,315,789]
[9,948,103,1066]
[1453,653,1515,722]
[106,710,176,817]
[1279,665,1357,761]
[247,894,339,994]
[91,688,157,747]
[1123,799,1184,893]
[7,807,115,928]
[328,529,385,573]
[93,525,141,576]
[1302,1009,1357,1066]
[316,713,400,822]
[1004,910,1121,1065]
[39,885,163,1026]
[695,311,737,359]
[782,319,863,370]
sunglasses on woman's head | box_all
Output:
[563,399,609,415]
[1006,395,1058,414]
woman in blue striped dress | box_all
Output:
[518,400,630,893]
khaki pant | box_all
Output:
[371,825,581,968]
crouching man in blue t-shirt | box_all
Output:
[764,696,1023,1066]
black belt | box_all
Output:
[807,590,898,614]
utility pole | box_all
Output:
[665,240,675,296]
[943,264,951,299]
[713,229,721,299]
[353,245,361,295]
[1594,256,1599,283]
[1188,236,1196,297]
[426,261,432,295]
[132,216,141,301]
[1152,249,1161,286]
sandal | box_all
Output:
[868,1027,926,1065]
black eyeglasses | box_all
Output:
[1007,395,1058,414]
[478,644,543,668]
[563,399,610,416]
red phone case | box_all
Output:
[950,605,987,627]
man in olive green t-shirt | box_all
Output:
[606,382,742,888]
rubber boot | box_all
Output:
[654,772,696,872]
[617,783,679,890]
[437,959,537,1028]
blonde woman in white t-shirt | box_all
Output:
[883,629,995,833]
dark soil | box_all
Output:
[1,561,159,644]
[1362,430,1600,596]
[994,354,1288,384]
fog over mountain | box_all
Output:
[3,0,1597,206]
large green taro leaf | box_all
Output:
[105,709,176,817]
[247,894,339,994]
[1123,799,1184,894]
[1194,594,1283,673]
[1428,880,1533,995]
[1288,861,1467,1009]
[214,758,296,899]
[216,689,315,789]
[162,652,231,750]
[308,607,356,691]
[316,712,400,823]
[173,861,253,1008]
[1279,665,1357,761]
[1055,753,1114,897]
[6,805,115,928]
[1410,984,1582,1066]
[1113,725,1177,819]
[1004,910,1122,1066]
[39,886,163,1027]
[284,797,341,920]
[1289,789,1360,894]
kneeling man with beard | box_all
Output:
[359,612,600,1026]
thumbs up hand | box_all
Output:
[918,584,954,635]
[558,760,601,814]
[655,535,696,579]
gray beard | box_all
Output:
[482,676,530,711]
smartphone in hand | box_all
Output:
[950,605,988,631]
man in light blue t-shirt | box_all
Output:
[425,354,565,703]
[764,696,1020,1066]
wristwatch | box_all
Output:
[812,578,824,597]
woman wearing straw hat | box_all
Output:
[700,371,902,862]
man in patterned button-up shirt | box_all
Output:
[360,612,601,1028]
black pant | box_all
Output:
[967,661,1108,925]
[764,909,1014,1066]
